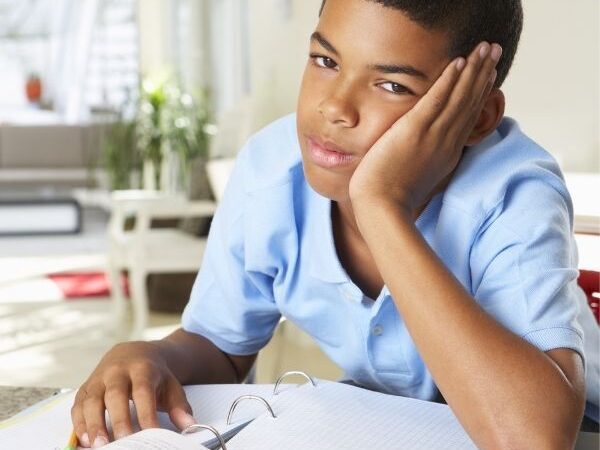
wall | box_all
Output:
[246,0,599,172]
[137,0,172,76]
[502,0,599,172]
[246,0,321,130]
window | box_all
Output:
[0,0,139,123]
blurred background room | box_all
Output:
[0,0,597,394]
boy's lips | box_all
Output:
[306,136,358,169]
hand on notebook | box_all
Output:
[349,41,503,215]
[70,341,196,448]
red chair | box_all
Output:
[578,270,600,323]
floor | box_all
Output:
[0,207,341,390]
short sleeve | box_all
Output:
[469,176,584,356]
[181,146,281,355]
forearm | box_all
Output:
[354,199,583,449]
[153,328,255,385]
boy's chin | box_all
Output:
[303,167,350,203]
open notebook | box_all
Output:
[0,372,476,449]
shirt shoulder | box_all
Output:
[237,113,304,195]
[442,117,573,233]
[228,114,311,277]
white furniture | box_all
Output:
[107,190,216,339]
[565,172,600,235]
[205,158,236,202]
[0,123,108,190]
[0,197,81,235]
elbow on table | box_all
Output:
[479,407,583,450]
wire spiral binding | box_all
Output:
[227,394,276,425]
[180,371,317,448]
[273,370,316,395]
[182,423,228,450]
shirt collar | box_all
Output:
[308,191,350,284]
[307,185,438,300]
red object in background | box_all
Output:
[45,270,600,318]
[578,270,600,323]
[25,74,42,103]
[48,271,129,299]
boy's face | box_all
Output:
[297,0,452,202]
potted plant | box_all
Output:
[136,79,168,190]
[103,120,140,190]
[25,73,42,103]
[164,87,215,196]
[136,77,215,194]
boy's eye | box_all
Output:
[379,81,413,96]
[310,54,339,70]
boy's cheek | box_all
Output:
[296,77,420,154]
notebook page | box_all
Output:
[159,384,277,431]
[0,384,278,449]
[103,428,209,450]
[0,389,76,449]
[227,380,477,450]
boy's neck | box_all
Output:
[334,174,453,239]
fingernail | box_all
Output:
[81,433,91,447]
[92,435,109,448]
[182,413,198,428]
[479,42,490,59]
[455,57,466,71]
[491,44,503,62]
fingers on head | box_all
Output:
[465,42,501,99]
[445,42,490,112]
[413,57,464,126]
[442,42,501,129]
[475,43,501,95]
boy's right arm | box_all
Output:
[70,328,257,448]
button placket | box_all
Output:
[372,325,384,336]
[338,284,362,303]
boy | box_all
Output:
[72,0,599,448]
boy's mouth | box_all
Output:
[306,135,358,169]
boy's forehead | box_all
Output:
[317,0,450,76]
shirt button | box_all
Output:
[372,325,384,336]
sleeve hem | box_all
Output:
[182,319,271,356]
[521,326,584,360]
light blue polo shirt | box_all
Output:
[182,114,598,420]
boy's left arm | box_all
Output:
[350,44,585,450]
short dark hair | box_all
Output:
[319,0,523,87]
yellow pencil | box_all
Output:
[64,430,78,450]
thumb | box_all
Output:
[164,380,196,430]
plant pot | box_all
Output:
[143,160,160,190]
[186,156,213,200]
[25,75,42,103]
[177,156,214,236]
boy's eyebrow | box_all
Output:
[369,63,429,81]
[310,31,429,81]
[311,31,339,56]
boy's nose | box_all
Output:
[318,94,359,128]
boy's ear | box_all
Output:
[465,89,505,146]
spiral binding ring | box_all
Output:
[182,423,228,450]
[273,370,316,395]
[226,394,276,425]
